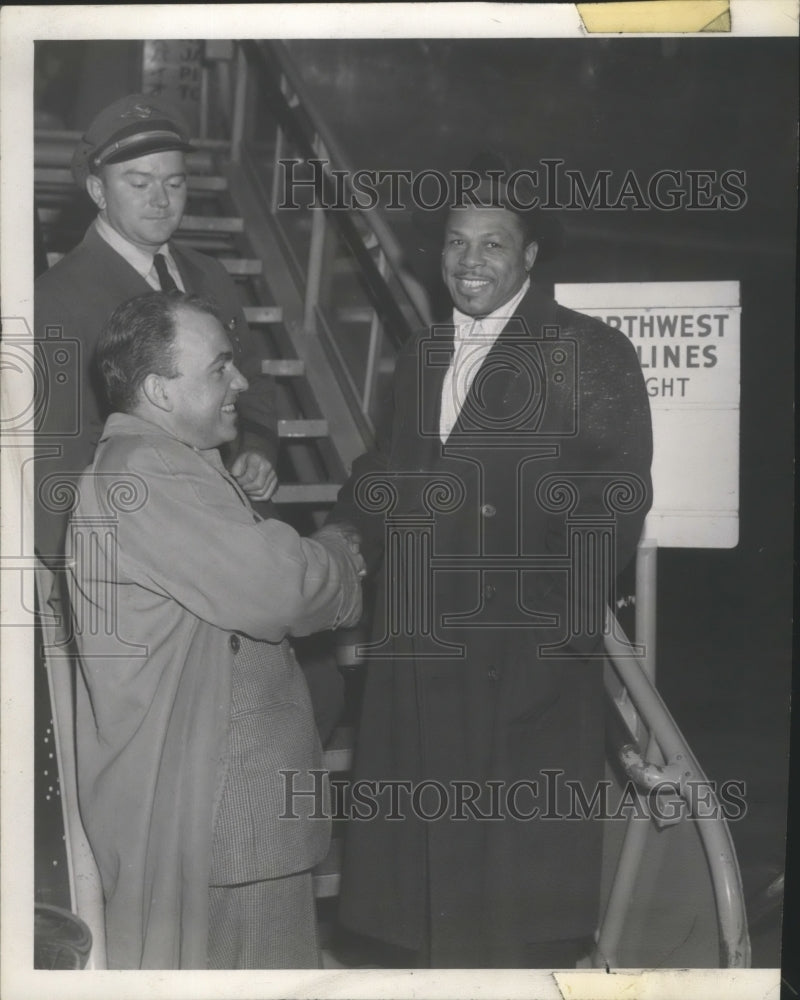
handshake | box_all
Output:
[313,522,368,580]
[230,453,366,580]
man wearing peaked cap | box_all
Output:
[35,93,279,567]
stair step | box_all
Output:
[322,750,353,774]
[178,215,244,234]
[274,483,342,505]
[36,206,61,225]
[278,419,328,438]
[262,359,304,377]
[34,167,228,192]
[334,641,365,667]
[220,258,263,276]
[336,306,374,324]
[313,837,343,899]
[187,175,230,193]
[321,727,355,772]
[244,306,284,325]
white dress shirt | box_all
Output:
[94,215,185,291]
[439,277,530,442]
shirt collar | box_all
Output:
[451,277,530,335]
[94,215,172,280]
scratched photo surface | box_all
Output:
[2,5,797,1000]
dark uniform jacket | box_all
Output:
[34,223,277,563]
[329,285,653,965]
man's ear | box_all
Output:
[85,173,106,212]
[524,240,539,273]
[141,373,173,413]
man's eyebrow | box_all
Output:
[446,228,508,239]
[122,169,187,179]
[207,350,233,368]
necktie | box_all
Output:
[153,252,179,292]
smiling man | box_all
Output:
[328,165,653,967]
[67,292,364,969]
[35,94,278,567]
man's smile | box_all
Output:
[455,276,492,289]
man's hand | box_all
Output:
[315,523,367,578]
[230,450,278,502]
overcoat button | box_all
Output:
[230,634,241,653]
[487,666,499,682]
[480,503,496,518]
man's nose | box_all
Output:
[460,242,485,267]
[231,366,249,393]
[150,183,170,207]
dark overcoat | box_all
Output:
[330,285,653,965]
[33,223,277,561]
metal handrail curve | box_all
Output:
[602,611,751,968]
[257,40,430,330]
[238,39,422,348]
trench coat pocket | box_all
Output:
[209,700,330,884]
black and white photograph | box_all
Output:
[1,4,797,998]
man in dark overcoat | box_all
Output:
[329,170,653,967]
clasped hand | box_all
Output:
[230,450,278,502]
[316,523,367,578]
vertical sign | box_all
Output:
[142,40,203,135]
[554,282,740,548]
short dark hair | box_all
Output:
[96,291,220,413]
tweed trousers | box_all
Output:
[207,874,320,969]
[208,633,328,968]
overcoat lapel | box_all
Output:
[446,289,559,443]
[171,243,203,294]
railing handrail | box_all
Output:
[262,40,425,307]
[238,40,423,346]
[603,611,751,967]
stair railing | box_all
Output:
[231,39,429,434]
[600,605,751,968]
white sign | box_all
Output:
[554,281,740,548]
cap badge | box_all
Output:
[121,103,155,120]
